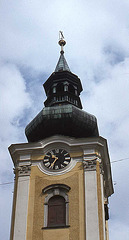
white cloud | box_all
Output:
[0,62,32,239]
[0,63,31,170]
[0,63,31,121]
[109,221,129,240]
[0,185,13,240]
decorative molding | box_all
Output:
[83,159,97,171]
[99,163,104,175]
[14,165,31,176]
[83,158,103,173]
[19,154,31,161]
[43,184,71,194]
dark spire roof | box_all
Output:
[55,31,70,72]
[55,52,71,72]
[25,32,99,142]
[43,33,83,109]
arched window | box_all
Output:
[48,196,66,227]
[42,184,70,228]
[56,83,64,93]
[68,84,75,94]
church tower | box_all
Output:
[9,32,113,240]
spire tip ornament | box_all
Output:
[58,31,66,54]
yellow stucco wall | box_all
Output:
[26,162,85,240]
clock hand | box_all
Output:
[50,156,58,168]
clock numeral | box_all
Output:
[49,150,54,155]
[55,165,59,170]
[61,149,64,154]
[64,161,69,165]
[61,164,65,168]
[65,157,70,160]
[45,154,51,157]
[43,158,49,162]
[64,152,69,156]
[44,162,50,167]
[55,149,59,153]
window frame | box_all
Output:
[42,184,70,228]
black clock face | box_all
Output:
[42,149,71,170]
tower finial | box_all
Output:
[58,31,66,54]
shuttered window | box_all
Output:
[48,196,66,227]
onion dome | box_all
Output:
[25,105,99,142]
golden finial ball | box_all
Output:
[58,39,66,46]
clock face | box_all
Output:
[42,149,71,170]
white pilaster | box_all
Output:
[84,159,99,240]
[13,165,31,240]
[100,173,106,240]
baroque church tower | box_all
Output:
[9,32,113,240]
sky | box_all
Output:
[0,0,129,239]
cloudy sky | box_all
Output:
[0,0,129,239]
